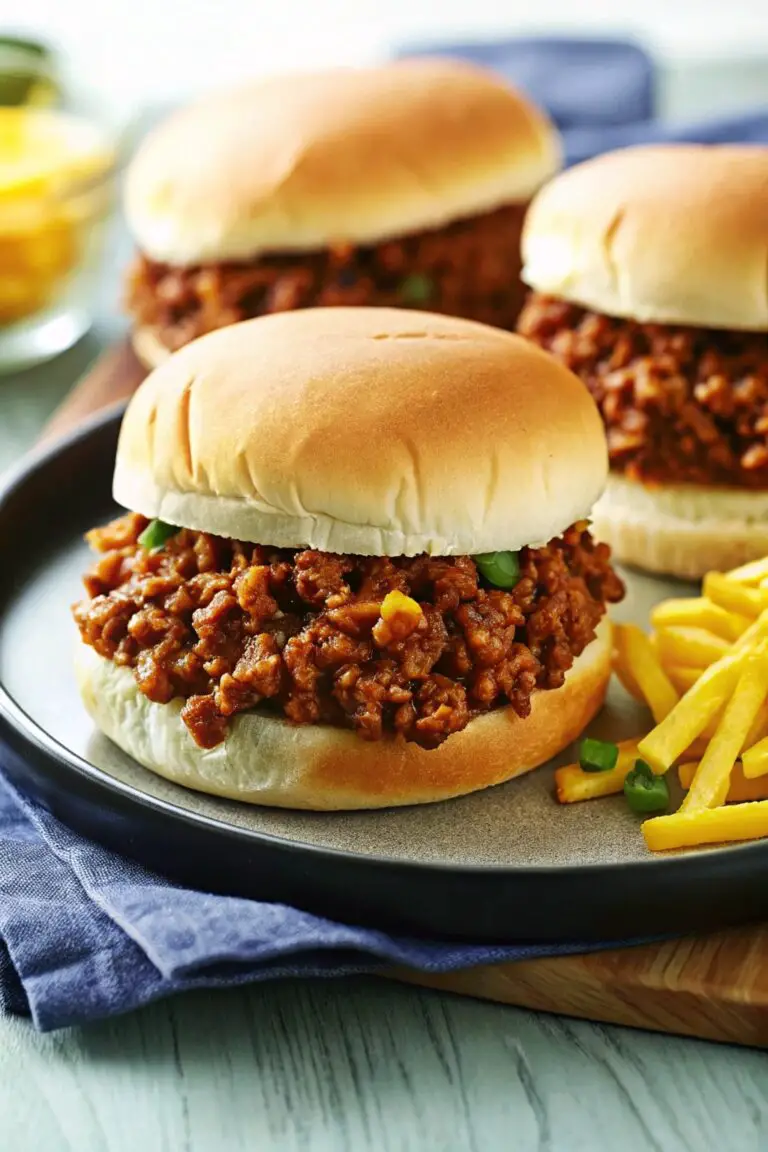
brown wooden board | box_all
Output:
[40,342,768,1050]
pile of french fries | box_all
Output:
[555,554,768,852]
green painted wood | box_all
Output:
[1,980,768,1152]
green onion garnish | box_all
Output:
[138,519,179,552]
[399,273,434,304]
[474,550,521,590]
[579,737,620,774]
[624,759,670,814]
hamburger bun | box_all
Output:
[82,307,613,810]
[113,307,608,556]
[75,619,611,810]
[592,475,768,580]
[126,59,560,267]
[522,144,768,331]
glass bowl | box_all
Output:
[0,107,117,372]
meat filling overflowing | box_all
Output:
[126,203,528,353]
[518,293,768,488]
[73,516,623,751]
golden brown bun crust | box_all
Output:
[75,621,611,810]
[593,475,768,579]
[125,59,560,265]
[113,307,608,556]
[522,144,768,330]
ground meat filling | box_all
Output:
[126,203,528,353]
[518,293,768,488]
[73,516,623,751]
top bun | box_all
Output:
[522,144,768,330]
[113,307,607,556]
[125,59,560,266]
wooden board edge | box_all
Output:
[387,930,768,1048]
[388,965,768,1047]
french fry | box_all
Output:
[681,737,709,762]
[613,624,678,724]
[650,598,751,643]
[701,702,768,771]
[721,612,753,642]
[637,646,753,772]
[676,762,699,789]
[734,608,768,650]
[725,556,768,586]
[551,553,768,843]
[681,649,768,811]
[655,626,730,669]
[700,706,726,742]
[612,635,644,703]
[745,698,768,748]
[678,760,768,803]
[742,734,768,779]
[665,665,703,693]
[643,800,768,852]
[703,572,768,618]
[555,740,641,803]
[556,739,715,806]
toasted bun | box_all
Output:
[75,621,610,810]
[113,307,608,556]
[592,475,768,579]
[125,60,560,266]
[522,144,768,330]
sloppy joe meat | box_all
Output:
[73,515,623,751]
[126,203,528,352]
[518,292,768,488]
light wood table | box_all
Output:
[1,328,767,1152]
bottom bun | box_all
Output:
[592,475,768,581]
[131,326,172,371]
[74,619,611,811]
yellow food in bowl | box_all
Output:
[0,107,114,323]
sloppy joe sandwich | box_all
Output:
[518,143,768,579]
[72,307,622,810]
[124,59,560,367]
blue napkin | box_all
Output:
[394,36,768,165]
[0,770,624,1032]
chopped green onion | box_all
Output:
[624,759,670,814]
[399,273,434,304]
[579,737,620,774]
[474,550,521,589]
[138,519,179,552]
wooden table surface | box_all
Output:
[1,325,767,1152]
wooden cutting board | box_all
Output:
[42,340,768,1050]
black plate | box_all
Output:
[2,407,768,944]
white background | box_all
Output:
[3,0,768,126]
